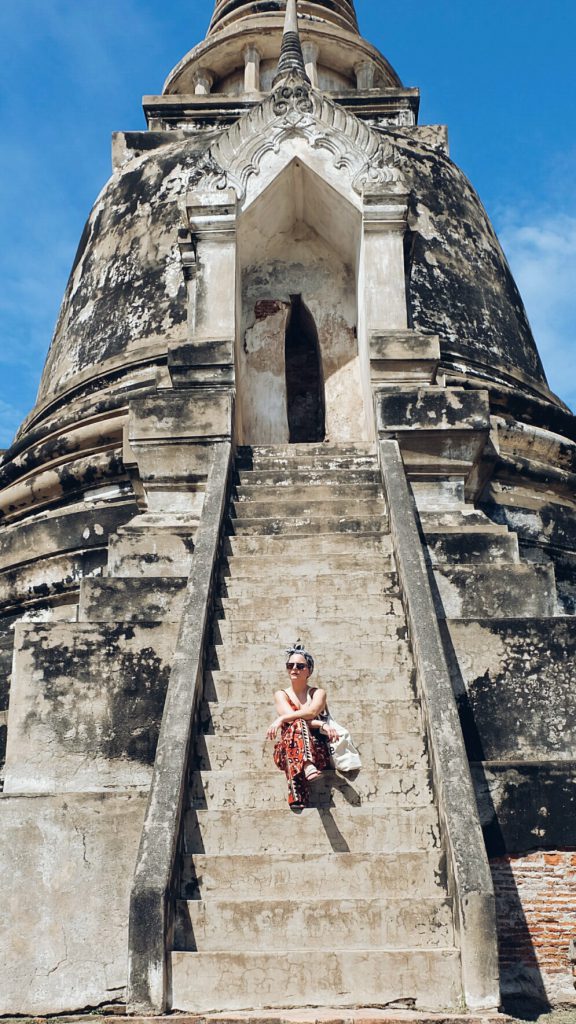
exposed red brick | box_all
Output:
[254,299,285,321]
[490,848,576,993]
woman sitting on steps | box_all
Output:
[266,641,339,808]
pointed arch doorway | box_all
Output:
[285,294,326,443]
[236,158,369,445]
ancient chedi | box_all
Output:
[0,0,575,1016]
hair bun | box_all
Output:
[285,639,315,674]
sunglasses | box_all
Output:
[286,662,308,671]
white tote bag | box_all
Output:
[321,710,362,773]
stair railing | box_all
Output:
[377,438,500,1012]
[127,440,234,1014]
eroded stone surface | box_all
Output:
[447,619,576,761]
[4,621,178,792]
[0,791,147,1015]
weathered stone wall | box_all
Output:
[32,123,555,419]
[484,493,576,616]
[444,616,576,1006]
[0,502,136,612]
[36,138,212,405]
[0,624,12,783]
[447,619,575,762]
[474,763,576,857]
[391,130,550,397]
[3,620,179,793]
[0,791,147,1015]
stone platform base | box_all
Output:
[6,1005,576,1024]
[0,1011,515,1024]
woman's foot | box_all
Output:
[304,762,322,782]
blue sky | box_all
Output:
[0,0,575,447]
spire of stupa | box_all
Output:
[273,0,310,85]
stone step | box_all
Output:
[433,563,557,618]
[234,483,382,503]
[187,768,433,810]
[237,448,376,467]
[180,850,447,901]
[213,598,401,630]
[237,455,379,473]
[236,467,380,487]
[211,616,406,645]
[221,556,396,580]
[215,594,403,622]
[208,639,412,673]
[232,499,385,520]
[199,700,420,736]
[174,895,454,952]
[115,511,204,532]
[194,731,427,771]
[238,444,376,459]
[223,532,392,557]
[170,948,462,1012]
[419,511,510,535]
[219,571,400,600]
[183,805,440,855]
[106,531,195,578]
[425,531,519,566]
[180,1012,505,1024]
[202,661,414,702]
[229,515,388,536]
[220,551,394,577]
[79,577,187,622]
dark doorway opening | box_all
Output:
[284,295,326,443]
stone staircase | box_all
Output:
[170,444,463,1013]
[420,507,557,620]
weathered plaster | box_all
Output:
[0,791,147,1015]
[237,160,364,442]
[447,618,576,761]
[3,621,178,792]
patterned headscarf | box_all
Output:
[285,639,314,674]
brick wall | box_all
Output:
[491,850,576,1002]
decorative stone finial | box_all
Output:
[273,0,311,86]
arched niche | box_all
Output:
[235,157,366,444]
[285,294,326,443]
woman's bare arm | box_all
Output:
[273,690,294,716]
[266,688,328,740]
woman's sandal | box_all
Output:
[304,763,322,782]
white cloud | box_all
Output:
[496,208,576,413]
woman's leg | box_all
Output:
[275,720,324,805]
[287,771,308,807]
[300,720,322,779]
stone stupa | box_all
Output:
[0,0,574,1016]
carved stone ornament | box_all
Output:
[187,149,228,192]
[193,73,405,200]
[272,82,314,117]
